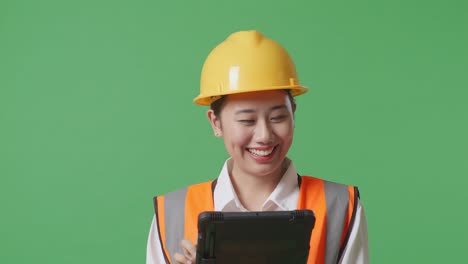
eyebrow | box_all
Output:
[271,105,287,111]
[235,109,255,115]
[234,105,287,115]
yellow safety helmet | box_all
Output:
[194,30,308,106]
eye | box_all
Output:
[271,115,287,122]
[238,119,255,124]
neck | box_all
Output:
[228,159,288,211]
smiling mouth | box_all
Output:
[246,146,277,157]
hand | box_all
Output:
[174,239,196,264]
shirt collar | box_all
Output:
[213,158,300,211]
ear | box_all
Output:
[207,109,223,137]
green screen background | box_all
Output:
[1,0,467,263]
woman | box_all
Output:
[146,30,369,264]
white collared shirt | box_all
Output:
[214,158,300,212]
[146,159,369,263]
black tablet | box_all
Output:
[196,210,315,264]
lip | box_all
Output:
[246,145,278,162]
[247,146,275,151]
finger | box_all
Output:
[173,252,187,264]
[181,239,196,260]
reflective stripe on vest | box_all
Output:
[153,176,359,264]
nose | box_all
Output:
[254,119,274,144]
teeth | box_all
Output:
[248,148,274,157]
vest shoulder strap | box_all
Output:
[298,176,359,264]
[153,181,214,264]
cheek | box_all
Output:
[222,125,252,149]
[228,132,251,147]
[276,123,294,139]
[276,124,295,144]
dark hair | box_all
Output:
[210,96,227,117]
[210,90,295,117]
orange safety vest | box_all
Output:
[153,176,359,264]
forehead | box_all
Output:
[223,90,290,109]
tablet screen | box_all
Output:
[196,210,315,264]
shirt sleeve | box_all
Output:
[339,201,370,264]
[146,215,166,264]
